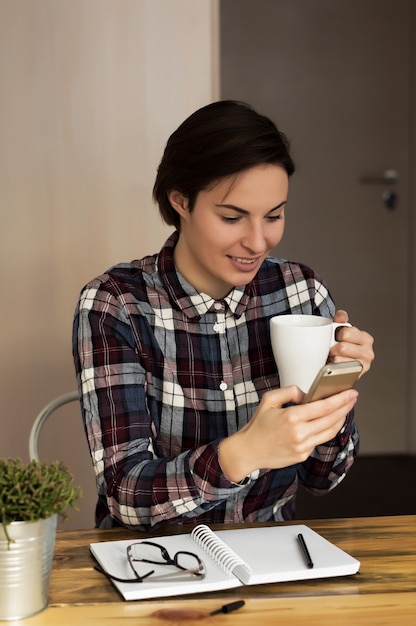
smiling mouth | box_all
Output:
[229,256,258,265]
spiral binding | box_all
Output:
[191,524,251,581]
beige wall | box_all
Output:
[0,0,219,528]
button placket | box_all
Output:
[212,305,225,334]
[213,307,232,393]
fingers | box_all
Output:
[303,388,358,434]
[265,386,358,418]
[266,385,306,408]
[293,388,358,429]
[329,323,375,375]
[264,387,358,440]
[282,389,358,460]
[225,388,358,478]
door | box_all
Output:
[220,0,412,452]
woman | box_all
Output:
[73,101,374,529]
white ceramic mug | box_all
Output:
[270,314,351,392]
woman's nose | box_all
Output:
[241,223,268,253]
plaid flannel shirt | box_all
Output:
[73,232,358,529]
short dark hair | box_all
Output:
[153,100,295,230]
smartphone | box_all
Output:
[302,360,363,403]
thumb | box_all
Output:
[267,385,305,408]
[333,309,349,324]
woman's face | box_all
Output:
[170,164,289,300]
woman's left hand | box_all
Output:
[329,309,375,377]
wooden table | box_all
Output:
[9,515,416,625]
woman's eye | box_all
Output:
[220,212,283,224]
[221,215,241,223]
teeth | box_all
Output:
[233,257,256,264]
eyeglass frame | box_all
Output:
[93,540,206,584]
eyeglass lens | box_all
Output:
[129,542,203,575]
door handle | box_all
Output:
[359,169,399,210]
[359,169,399,184]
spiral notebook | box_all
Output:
[90,524,360,600]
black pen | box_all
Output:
[297,533,314,568]
[210,600,245,615]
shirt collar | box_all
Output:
[158,232,254,320]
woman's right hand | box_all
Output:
[218,386,359,483]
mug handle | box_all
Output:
[330,322,351,347]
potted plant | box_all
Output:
[0,458,82,620]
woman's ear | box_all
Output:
[168,190,189,218]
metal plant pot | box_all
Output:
[0,513,57,620]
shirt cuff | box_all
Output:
[188,440,254,495]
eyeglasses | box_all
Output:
[94,540,206,584]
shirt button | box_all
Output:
[214,302,223,311]
[213,323,220,332]
[219,381,228,391]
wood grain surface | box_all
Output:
[10,515,416,625]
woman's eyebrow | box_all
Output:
[215,201,287,215]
